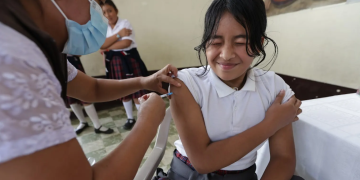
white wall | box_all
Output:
[81,51,105,76]
[266,2,360,89]
[81,1,360,89]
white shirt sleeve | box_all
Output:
[174,69,202,105]
[67,60,78,82]
[0,56,76,164]
[274,74,295,103]
[121,20,135,42]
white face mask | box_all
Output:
[52,0,108,55]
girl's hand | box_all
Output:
[265,90,302,133]
[118,28,132,37]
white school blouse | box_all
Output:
[174,67,294,170]
[106,18,137,51]
[0,22,78,164]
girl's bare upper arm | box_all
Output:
[268,123,295,159]
[268,95,296,159]
[170,79,210,161]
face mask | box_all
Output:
[52,0,108,55]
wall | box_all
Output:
[81,1,360,89]
[266,2,360,89]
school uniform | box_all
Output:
[104,18,148,101]
[154,67,303,180]
[0,0,76,164]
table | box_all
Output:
[255,94,360,180]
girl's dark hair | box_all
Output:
[195,0,278,76]
[100,0,118,12]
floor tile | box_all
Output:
[112,114,128,121]
[99,117,113,124]
[109,109,124,116]
[85,148,107,162]
[102,134,123,147]
[73,98,177,171]
[114,119,127,127]
[78,133,100,144]
[168,134,179,146]
[102,121,117,129]
[144,146,154,157]
[71,118,79,126]
[105,143,119,154]
[158,155,173,172]
[82,139,105,154]
[149,141,156,149]
[140,157,148,168]
[98,113,111,119]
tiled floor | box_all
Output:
[71,99,177,172]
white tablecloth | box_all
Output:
[256,94,360,180]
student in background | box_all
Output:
[67,55,114,134]
[100,0,148,130]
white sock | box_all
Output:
[123,100,134,119]
[84,104,108,131]
[70,104,87,130]
[135,103,140,110]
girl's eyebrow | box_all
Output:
[234,34,246,39]
[211,35,223,40]
[211,34,247,40]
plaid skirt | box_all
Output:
[66,56,88,106]
[105,48,148,101]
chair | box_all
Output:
[134,107,271,180]
[134,107,173,180]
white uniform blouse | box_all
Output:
[0,22,78,164]
[106,18,137,51]
[174,66,294,170]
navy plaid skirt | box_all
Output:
[105,48,148,101]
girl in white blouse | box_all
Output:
[157,0,303,180]
[100,0,149,130]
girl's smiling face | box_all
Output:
[206,11,254,88]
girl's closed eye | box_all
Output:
[211,41,223,46]
[235,42,246,46]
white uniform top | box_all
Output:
[174,67,294,170]
[0,22,78,164]
[106,18,137,51]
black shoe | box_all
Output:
[94,126,114,134]
[123,119,136,130]
[75,122,89,135]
